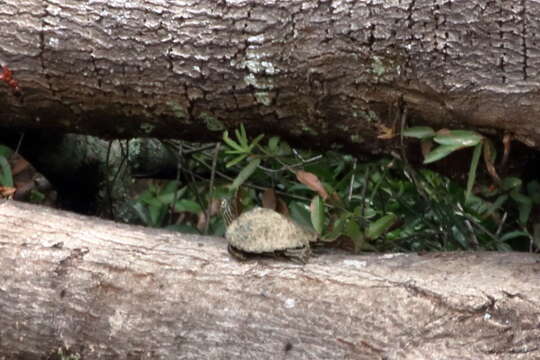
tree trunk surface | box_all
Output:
[0,199,539,360]
[2,0,540,152]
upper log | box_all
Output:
[1,1,540,152]
[0,199,539,359]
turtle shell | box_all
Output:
[226,207,316,254]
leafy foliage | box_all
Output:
[0,145,13,187]
[130,125,539,253]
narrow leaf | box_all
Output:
[423,144,462,164]
[0,145,11,158]
[434,130,483,147]
[402,126,435,139]
[174,199,203,214]
[226,154,248,168]
[366,213,397,240]
[451,225,469,249]
[501,177,522,191]
[131,202,151,225]
[510,190,533,225]
[465,143,482,204]
[250,134,265,150]
[161,180,180,195]
[310,195,325,234]
[527,180,540,204]
[230,158,261,190]
[500,230,529,242]
[222,131,244,152]
[148,204,166,227]
[346,220,365,253]
[289,201,313,228]
[268,136,280,152]
[484,194,508,218]
[0,156,13,187]
[140,195,163,207]
[237,124,249,148]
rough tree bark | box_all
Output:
[1,0,540,153]
[1,199,539,360]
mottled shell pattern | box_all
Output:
[226,207,316,254]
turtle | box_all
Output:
[225,207,316,263]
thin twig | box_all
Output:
[171,140,184,225]
[348,158,357,202]
[205,142,221,234]
[14,132,24,154]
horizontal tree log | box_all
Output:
[0,200,539,359]
[2,1,540,153]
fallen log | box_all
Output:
[0,200,539,359]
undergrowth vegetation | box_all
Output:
[131,125,540,253]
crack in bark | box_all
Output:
[367,0,375,51]
[497,4,507,84]
[404,0,416,74]
[90,53,102,89]
[38,6,54,96]
[520,0,528,81]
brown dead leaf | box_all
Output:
[330,191,342,204]
[196,211,207,232]
[10,154,30,177]
[420,139,433,159]
[483,138,501,185]
[208,198,222,217]
[500,132,512,170]
[375,123,396,140]
[436,128,451,136]
[296,170,329,200]
[0,186,16,199]
[275,197,290,217]
[262,188,277,210]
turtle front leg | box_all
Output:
[284,246,311,264]
[228,244,248,261]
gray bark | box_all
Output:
[1,0,540,152]
[1,199,539,359]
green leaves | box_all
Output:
[267,136,280,153]
[402,126,435,139]
[433,130,483,147]
[0,155,13,187]
[132,181,203,229]
[126,122,536,254]
[230,158,260,191]
[425,130,483,164]
[0,145,13,187]
[310,195,325,234]
[423,144,463,164]
[366,214,398,240]
[403,127,485,165]
[222,123,267,192]
[223,124,264,167]
[465,143,482,204]
[403,126,504,208]
[174,199,202,214]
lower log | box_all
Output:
[0,200,539,359]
